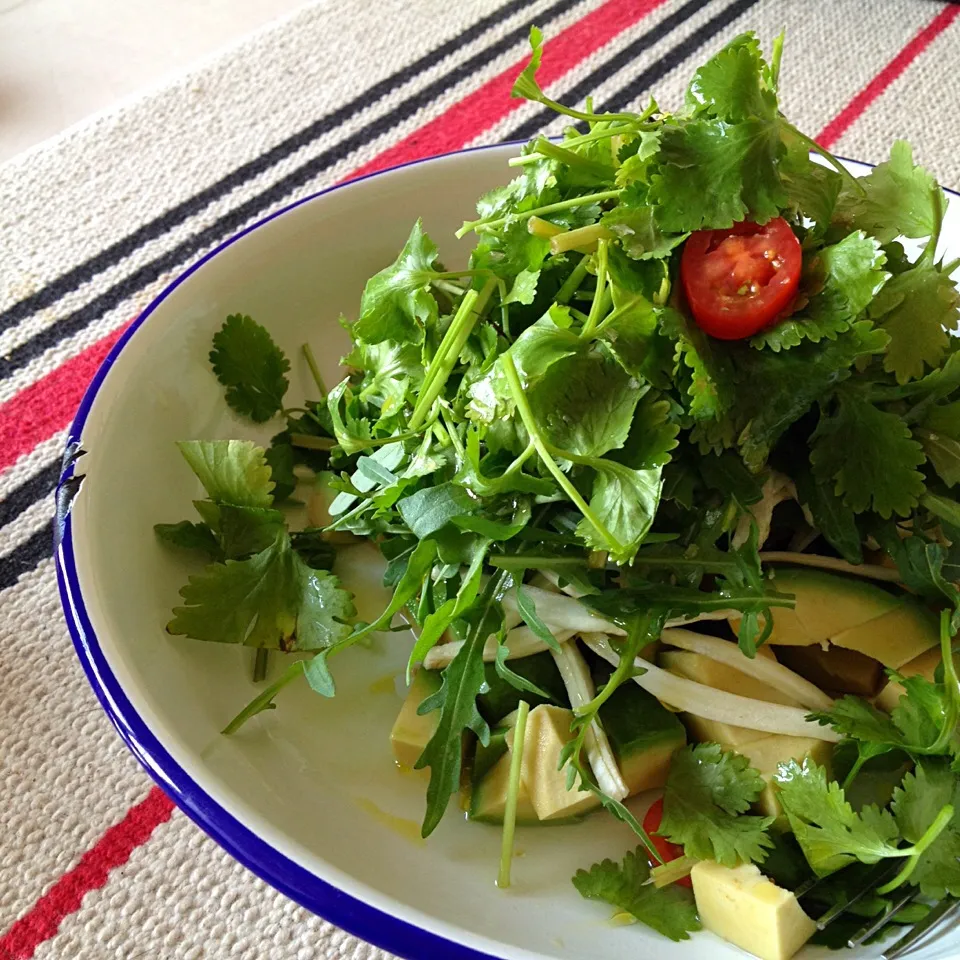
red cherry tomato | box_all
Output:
[642,797,692,888]
[680,217,802,340]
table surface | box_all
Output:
[2,1,960,958]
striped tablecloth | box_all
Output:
[2,1,959,957]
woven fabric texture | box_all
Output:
[1,0,960,957]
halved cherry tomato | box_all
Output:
[680,217,802,340]
[642,797,692,888]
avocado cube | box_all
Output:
[598,682,686,796]
[691,860,816,960]
[390,668,442,769]
[521,705,600,821]
[830,600,939,669]
[468,727,538,825]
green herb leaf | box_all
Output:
[572,847,701,942]
[154,520,221,558]
[660,743,774,866]
[209,315,290,422]
[176,440,275,508]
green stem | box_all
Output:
[508,125,639,166]
[929,610,960,754]
[784,121,865,195]
[456,190,621,239]
[289,433,336,451]
[942,257,960,277]
[556,258,590,305]
[410,278,497,429]
[920,185,945,266]
[503,441,536,478]
[529,138,615,179]
[252,648,269,683]
[841,752,870,791]
[581,240,609,338]
[877,803,955,894]
[497,699,530,889]
[222,659,306,734]
[576,615,652,717]
[302,343,327,397]
[500,354,622,554]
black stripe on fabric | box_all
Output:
[505,0,760,142]
[0,0,547,339]
[0,0,582,381]
[0,521,52,593]
[0,462,59,529]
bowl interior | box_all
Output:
[62,147,960,960]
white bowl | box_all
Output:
[56,145,960,960]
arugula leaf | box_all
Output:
[870,262,958,384]
[415,571,505,836]
[775,758,902,876]
[177,440,275,508]
[209,315,290,422]
[660,743,774,866]
[572,847,701,942]
[352,219,441,345]
[515,580,561,651]
[810,392,926,518]
[154,520,221,558]
[167,532,355,652]
[892,761,960,898]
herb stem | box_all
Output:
[302,343,327,397]
[497,699,530,889]
[920,185,945,266]
[289,433,336,451]
[580,239,609,338]
[500,353,622,554]
[456,190,621,239]
[503,441,537,478]
[222,659,306,734]
[410,278,497,430]
[783,121,865,195]
[577,614,652,717]
[928,610,960,754]
[877,803,955,894]
[252,648,269,683]
[556,257,590,305]
[507,125,639,167]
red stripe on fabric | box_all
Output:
[0,787,174,960]
[0,325,127,475]
[817,4,960,149]
[349,0,669,180]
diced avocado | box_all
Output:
[691,860,816,960]
[731,567,900,646]
[469,728,538,825]
[521,705,600,821]
[733,734,834,818]
[599,682,686,796]
[830,600,939,669]
[775,644,883,697]
[390,668,442,769]
[476,651,568,725]
[876,646,952,712]
[659,648,794,748]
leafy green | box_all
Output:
[167,531,355,652]
[177,440,275,508]
[660,743,774,865]
[210,315,290,422]
[572,847,701,942]
[154,520,221,557]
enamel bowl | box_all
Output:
[56,145,960,960]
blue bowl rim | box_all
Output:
[52,147,940,960]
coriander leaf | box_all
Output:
[154,521,221,558]
[810,392,926,518]
[775,758,902,876]
[289,529,336,570]
[398,482,477,539]
[502,268,540,305]
[209,315,290,422]
[416,572,504,836]
[217,504,286,560]
[612,393,680,470]
[649,118,786,233]
[345,338,424,416]
[177,440,275,508]
[840,141,944,243]
[892,761,960,898]
[264,440,297,501]
[918,429,960,487]
[794,466,863,564]
[685,32,776,123]
[577,463,662,562]
[781,151,842,231]
[660,743,774,866]
[601,194,687,260]
[352,219,441,344]
[167,532,355,652]
[572,847,700,942]
[871,263,958,384]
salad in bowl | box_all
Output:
[151,29,960,960]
